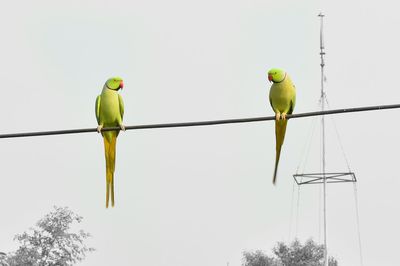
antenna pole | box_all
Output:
[319,12,328,266]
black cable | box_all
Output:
[1,103,399,139]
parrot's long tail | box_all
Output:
[103,132,117,208]
[273,119,288,184]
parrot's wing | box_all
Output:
[118,94,124,120]
[269,93,277,113]
[269,95,273,109]
[95,95,101,125]
[288,92,296,115]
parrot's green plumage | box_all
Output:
[95,77,125,208]
[268,68,296,184]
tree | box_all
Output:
[5,206,94,266]
[242,250,279,266]
[0,252,9,266]
[243,239,338,266]
[273,239,337,266]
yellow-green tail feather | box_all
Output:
[103,132,117,208]
[273,119,288,184]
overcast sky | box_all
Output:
[1,0,399,265]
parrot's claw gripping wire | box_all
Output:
[97,125,103,133]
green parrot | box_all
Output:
[95,77,125,208]
[268,68,296,184]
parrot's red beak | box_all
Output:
[119,81,124,89]
[268,74,273,82]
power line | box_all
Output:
[1,103,400,139]
[353,183,364,266]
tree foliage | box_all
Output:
[242,250,279,266]
[243,239,338,266]
[5,206,94,266]
[0,252,9,266]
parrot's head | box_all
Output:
[268,68,286,83]
[105,77,124,91]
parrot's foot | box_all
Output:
[275,113,281,121]
[97,125,103,133]
[281,113,287,120]
[119,124,126,131]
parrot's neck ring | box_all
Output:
[105,83,117,91]
[274,73,287,83]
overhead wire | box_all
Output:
[325,99,364,265]
[296,110,319,175]
[353,183,364,266]
[1,103,400,139]
[295,184,301,238]
[325,98,352,171]
[288,181,296,240]
[290,102,319,241]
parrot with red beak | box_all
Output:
[268,68,296,184]
[95,77,125,207]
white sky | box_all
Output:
[1,0,399,265]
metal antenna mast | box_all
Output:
[293,13,358,266]
[319,12,328,266]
